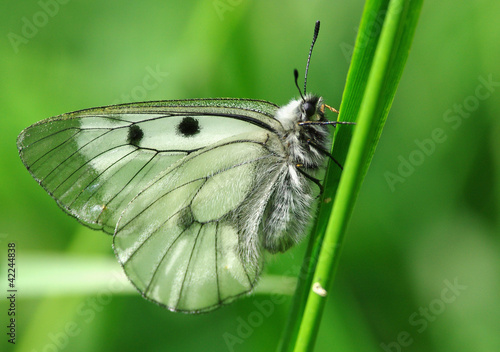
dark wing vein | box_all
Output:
[68,147,140,207]
[51,140,130,194]
[41,128,114,186]
[122,169,209,266]
[117,152,271,233]
[24,126,80,150]
[95,152,160,222]
[28,128,82,170]
[142,224,191,295]
[175,224,205,307]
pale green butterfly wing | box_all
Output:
[18,98,285,312]
[17,99,281,234]
[114,131,283,312]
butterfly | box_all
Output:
[17,21,353,313]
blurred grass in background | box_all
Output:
[1,1,499,351]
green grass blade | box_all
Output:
[278,0,393,350]
[279,0,424,351]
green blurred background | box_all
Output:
[1,1,499,351]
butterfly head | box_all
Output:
[299,94,326,123]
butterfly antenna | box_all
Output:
[304,20,320,95]
[294,69,305,101]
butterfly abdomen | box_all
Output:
[261,163,315,253]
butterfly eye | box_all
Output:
[302,102,316,119]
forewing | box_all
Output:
[113,132,283,312]
[17,99,281,234]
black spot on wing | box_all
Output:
[128,125,144,146]
[177,117,200,137]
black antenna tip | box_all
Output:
[314,21,320,36]
[293,69,305,101]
